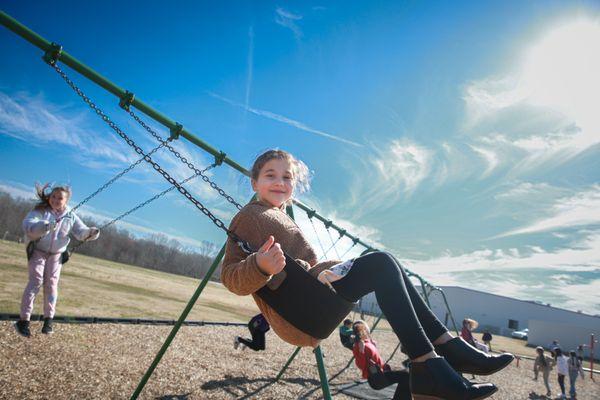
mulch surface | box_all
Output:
[0,321,598,399]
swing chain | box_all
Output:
[50,62,231,235]
[69,168,211,253]
[47,63,172,218]
[128,109,243,210]
[101,167,213,231]
[68,142,169,216]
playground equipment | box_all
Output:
[0,10,459,400]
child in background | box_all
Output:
[482,330,493,352]
[352,320,410,400]
[460,318,478,347]
[567,350,583,399]
[339,318,354,350]
[554,348,569,399]
[533,346,554,397]
[234,313,270,351]
[15,183,99,337]
[221,149,513,400]
[576,344,585,379]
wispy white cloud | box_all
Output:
[0,90,132,166]
[408,230,600,277]
[208,92,362,147]
[372,140,432,195]
[0,181,37,200]
[468,145,498,178]
[494,181,556,201]
[245,26,254,110]
[275,7,303,39]
[346,139,433,214]
[496,185,600,238]
[462,18,600,171]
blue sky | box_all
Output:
[1,1,599,315]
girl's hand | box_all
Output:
[85,228,100,241]
[256,236,285,275]
[318,270,344,292]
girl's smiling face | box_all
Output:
[252,158,295,208]
[49,189,69,212]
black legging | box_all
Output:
[558,374,566,395]
[238,323,266,351]
[331,252,447,359]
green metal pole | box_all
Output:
[417,277,432,307]
[314,346,333,400]
[130,242,227,400]
[385,341,402,364]
[275,347,302,381]
[437,288,460,335]
[370,314,383,331]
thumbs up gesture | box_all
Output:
[256,235,286,275]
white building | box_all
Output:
[358,285,600,359]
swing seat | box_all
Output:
[256,254,356,340]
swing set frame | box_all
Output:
[0,10,459,400]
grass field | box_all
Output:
[0,239,258,322]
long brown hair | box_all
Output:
[34,183,72,211]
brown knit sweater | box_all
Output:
[221,199,339,347]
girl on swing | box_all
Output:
[15,183,100,337]
[221,149,513,400]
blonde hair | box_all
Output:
[352,320,372,342]
[463,318,478,330]
[34,183,72,211]
[250,149,311,195]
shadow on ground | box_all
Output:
[201,375,321,399]
[528,391,552,400]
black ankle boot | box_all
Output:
[368,369,411,400]
[410,357,497,400]
[41,317,54,334]
[14,320,31,337]
[435,337,514,375]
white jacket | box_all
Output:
[22,207,99,253]
[556,355,569,375]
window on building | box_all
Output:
[508,319,519,330]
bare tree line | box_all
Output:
[0,191,221,280]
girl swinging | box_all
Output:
[221,149,514,400]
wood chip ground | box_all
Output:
[1,322,598,399]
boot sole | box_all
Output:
[412,386,498,400]
[460,355,515,376]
